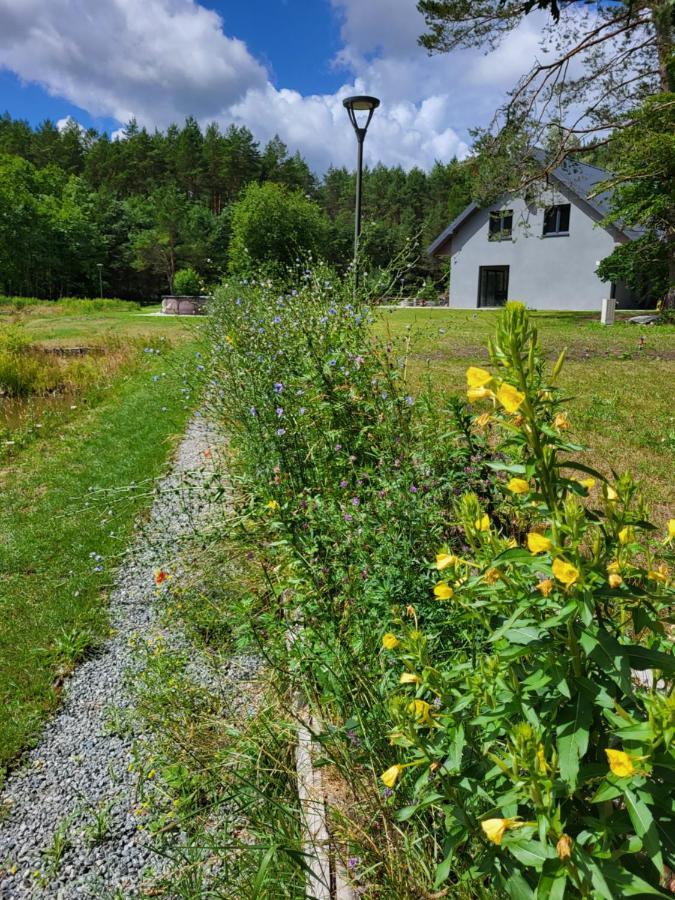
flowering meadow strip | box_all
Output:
[206,279,674,897]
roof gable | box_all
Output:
[428,153,641,256]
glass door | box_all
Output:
[478,266,509,307]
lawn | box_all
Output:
[0,301,204,779]
[376,308,675,519]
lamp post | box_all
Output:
[96,263,103,299]
[342,95,380,265]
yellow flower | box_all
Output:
[579,477,595,491]
[647,564,669,583]
[434,581,454,600]
[553,412,570,430]
[484,567,501,584]
[607,560,620,574]
[480,817,523,845]
[467,385,494,403]
[225,334,234,345]
[507,477,530,494]
[667,519,675,541]
[466,366,493,388]
[380,764,403,788]
[496,383,525,414]
[552,558,580,586]
[556,834,573,860]
[266,499,279,511]
[618,526,634,545]
[527,532,553,554]
[382,633,400,650]
[399,672,420,684]
[608,573,623,589]
[537,745,548,774]
[408,699,432,723]
[475,514,491,532]
[474,412,492,429]
[605,486,619,503]
[605,748,636,778]
[536,578,554,597]
[435,552,457,571]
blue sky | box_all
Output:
[0,0,542,170]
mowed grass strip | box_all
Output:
[1,301,194,347]
[0,343,197,779]
[376,308,675,518]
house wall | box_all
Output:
[447,186,631,311]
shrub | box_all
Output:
[227,182,329,275]
[172,268,202,297]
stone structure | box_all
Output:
[161,295,209,315]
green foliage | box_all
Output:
[228,181,329,275]
[597,94,675,307]
[383,303,675,896]
[172,267,203,296]
[0,112,475,300]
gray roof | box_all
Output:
[428,152,641,256]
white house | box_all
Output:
[428,155,640,311]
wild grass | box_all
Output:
[375,307,675,518]
[0,296,140,313]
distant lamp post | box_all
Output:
[343,95,380,264]
[96,263,103,299]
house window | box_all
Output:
[488,209,513,241]
[543,203,571,235]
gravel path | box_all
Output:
[0,414,222,899]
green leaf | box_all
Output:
[592,781,622,803]
[556,693,592,789]
[596,857,666,896]
[579,627,631,693]
[504,838,556,871]
[558,460,607,481]
[623,644,675,674]
[504,868,536,899]
[537,863,567,900]
[624,788,663,875]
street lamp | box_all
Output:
[96,263,103,299]
[343,95,380,263]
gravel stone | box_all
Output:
[0,416,228,898]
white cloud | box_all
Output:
[0,0,267,124]
[0,0,547,171]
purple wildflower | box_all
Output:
[340,480,348,488]
[410,485,418,494]
[276,428,286,436]
[276,407,284,417]
[343,513,353,522]
[351,497,360,506]
[273,382,284,393]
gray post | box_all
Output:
[354,135,364,259]
[601,297,616,325]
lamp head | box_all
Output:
[343,95,380,138]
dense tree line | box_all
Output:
[0,113,471,299]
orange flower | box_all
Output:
[154,569,168,586]
[536,578,554,597]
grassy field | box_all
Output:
[376,308,675,519]
[0,301,204,779]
